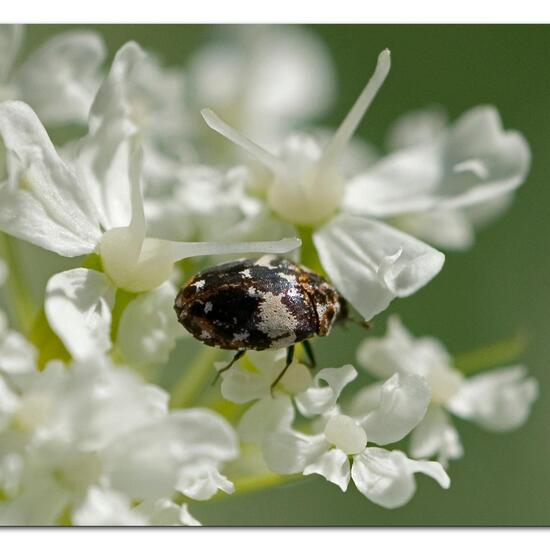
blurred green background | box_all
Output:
[19,24,550,525]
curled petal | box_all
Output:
[303,448,351,491]
[314,215,444,320]
[447,365,538,432]
[14,31,106,125]
[409,405,463,465]
[45,268,115,361]
[0,101,102,256]
[351,447,450,509]
[295,365,357,417]
[360,372,431,445]
[176,462,234,501]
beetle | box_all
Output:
[174,254,353,389]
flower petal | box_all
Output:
[409,405,463,465]
[303,448,351,491]
[0,330,36,375]
[314,214,444,320]
[170,236,301,263]
[72,486,148,526]
[356,316,459,405]
[394,209,475,251]
[220,365,269,404]
[263,429,329,475]
[0,101,102,256]
[176,462,234,501]
[133,499,201,526]
[386,106,448,151]
[360,372,431,445]
[45,268,115,361]
[238,395,295,443]
[344,106,530,218]
[446,365,538,432]
[104,408,238,500]
[356,315,414,379]
[442,106,530,209]
[347,382,383,418]
[77,41,145,230]
[14,31,106,125]
[73,486,146,526]
[343,145,443,217]
[117,281,182,366]
[295,365,357,417]
[351,447,449,509]
[189,26,335,146]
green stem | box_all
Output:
[212,473,303,502]
[169,346,221,409]
[297,225,325,274]
[454,331,528,376]
[0,234,35,333]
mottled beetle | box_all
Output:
[174,254,354,389]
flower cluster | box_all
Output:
[0,24,538,525]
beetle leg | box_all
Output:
[302,340,316,369]
[270,345,295,396]
[212,349,246,385]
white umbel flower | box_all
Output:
[356,316,538,464]
[219,351,356,445]
[347,106,530,250]
[189,25,336,155]
[0,353,237,525]
[200,50,446,321]
[262,367,450,508]
[0,98,298,360]
[0,25,106,125]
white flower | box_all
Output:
[346,105,530,250]
[188,25,336,155]
[0,95,298,360]
[200,50,445,321]
[0,25,106,125]
[115,281,182,366]
[356,316,538,464]
[262,368,450,508]
[219,350,356,445]
[73,487,201,526]
[0,353,237,525]
[145,164,295,250]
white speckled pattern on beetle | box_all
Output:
[174,255,346,351]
